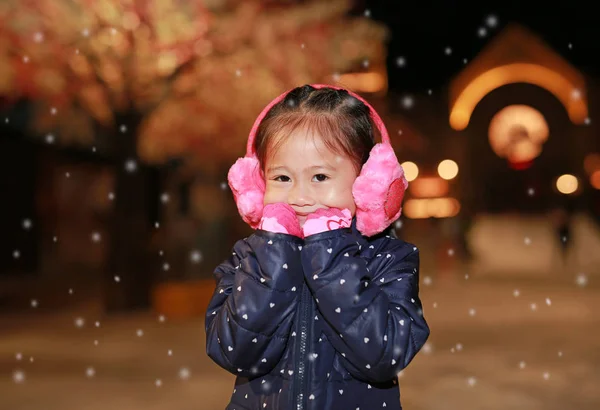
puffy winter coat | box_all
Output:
[205,219,430,410]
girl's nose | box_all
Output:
[288,182,314,207]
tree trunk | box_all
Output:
[104,114,161,312]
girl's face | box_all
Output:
[263,128,358,227]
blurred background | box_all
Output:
[0,0,599,409]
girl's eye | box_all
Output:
[274,175,290,182]
[313,174,329,182]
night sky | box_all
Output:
[362,0,600,93]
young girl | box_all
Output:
[205,84,430,410]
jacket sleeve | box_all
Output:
[205,231,304,378]
[300,229,430,383]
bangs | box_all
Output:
[263,113,362,172]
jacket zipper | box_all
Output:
[293,283,311,410]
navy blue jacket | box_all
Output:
[205,219,430,410]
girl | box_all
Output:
[205,84,430,410]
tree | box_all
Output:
[0,0,387,311]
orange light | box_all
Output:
[590,170,600,190]
[438,159,459,180]
[450,63,588,130]
[556,174,578,195]
[584,153,600,175]
[336,72,387,93]
[401,161,419,182]
[409,177,449,198]
[403,197,460,219]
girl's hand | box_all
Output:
[259,203,303,237]
[302,208,352,237]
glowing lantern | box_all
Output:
[488,105,549,169]
[556,174,578,195]
[438,159,459,180]
[401,161,419,182]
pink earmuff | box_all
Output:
[227,84,407,237]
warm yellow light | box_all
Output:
[590,170,600,190]
[401,161,418,182]
[488,105,548,163]
[409,177,449,198]
[450,63,588,130]
[556,174,578,194]
[584,153,600,175]
[438,159,459,180]
[403,197,460,219]
[336,72,387,93]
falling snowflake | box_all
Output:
[30,299,38,308]
[190,250,203,264]
[394,220,403,229]
[162,263,170,271]
[95,321,101,328]
[364,9,371,17]
[91,232,101,243]
[467,376,477,387]
[542,372,550,380]
[220,182,228,190]
[68,288,73,295]
[568,43,573,49]
[74,317,85,328]
[530,303,537,311]
[485,15,498,28]
[545,298,552,306]
[114,275,121,283]
[86,367,95,378]
[584,117,591,125]
[519,361,526,369]
[468,308,476,317]
[422,276,432,286]
[13,250,20,259]
[22,219,32,230]
[136,329,144,337]
[15,353,22,361]
[575,273,588,287]
[513,289,520,297]
[396,56,406,67]
[527,188,535,196]
[477,27,487,37]
[119,125,127,133]
[179,367,191,380]
[168,349,173,356]
[124,159,137,172]
[160,193,170,203]
[155,379,163,387]
[50,107,57,115]
[401,95,414,109]
[558,351,563,357]
[524,237,531,245]
[82,28,90,37]
[158,315,166,323]
[571,89,582,100]
[155,222,160,229]
[444,47,452,55]
[447,248,455,256]
[422,342,433,354]
[235,69,242,77]
[13,370,25,384]
[108,192,115,200]
[45,133,55,144]
[65,172,70,178]
[23,55,30,63]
